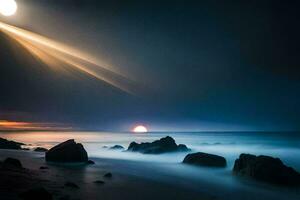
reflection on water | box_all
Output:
[1,131,300,169]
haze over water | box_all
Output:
[1,131,300,169]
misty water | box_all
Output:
[1,131,300,200]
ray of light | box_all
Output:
[0,21,139,94]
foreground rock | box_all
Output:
[19,187,53,200]
[109,145,125,150]
[183,152,227,167]
[1,157,23,169]
[127,136,190,154]
[46,139,88,163]
[0,137,24,150]
[34,147,48,152]
[233,154,300,186]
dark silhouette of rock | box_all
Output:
[34,147,48,152]
[104,172,112,178]
[109,145,125,150]
[2,157,23,169]
[183,152,227,167]
[19,187,53,200]
[127,136,190,154]
[45,139,88,163]
[39,166,49,170]
[87,160,95,164]
[233,154,300,186]
[0,137,24,150]
[178,144,189,151]
[94,180,105,184]
[64,182,79,189]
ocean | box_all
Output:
[1,131,300,200]
[1,131,300,169]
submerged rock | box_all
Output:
[34,147,48,152]
[109,145,125,150]
[87,160,95,164]
[19,187,53,200]
[94,180,105,184]
[127,136,190,154]
[183,152,227,167]
[45,139,88,163]
[0,137,24,150]
[104,172,112,178]
[2,157,23,169]
[233,154,300,186]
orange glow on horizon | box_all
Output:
[0,120,71,131]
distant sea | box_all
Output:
[1,131,300,169]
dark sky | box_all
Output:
[0,0,300,131]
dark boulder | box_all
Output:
[45,139,88,163]
[94,180,105,184]
[178,144,189,152]
[19,187,53,200]
[104,172,112,178]
[127,136,190,154]
[39,166,49,170]
[183,152,227,167]
[34,147,48,152]
[87,160,95,164]
[2,157,23,169]
[109,145,125,150]
[0,137,24,150]
[233,154,300,186]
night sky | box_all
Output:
[0,0,300,131]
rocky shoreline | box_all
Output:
[0,136,300,199]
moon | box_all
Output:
[133,125,148,133]
[0,0,17,16]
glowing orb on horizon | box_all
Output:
[0,0,17,16]
[133,125,148,133]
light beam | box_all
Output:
[0,21,140,95]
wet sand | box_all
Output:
[0,149,213,200]
[0,149,300,200]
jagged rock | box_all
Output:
[0,137,24,150]
[127,136,190,154]
[34,147,48,152]
[183,152,227,167]
[233,154,300,186]
[19,187,53,200]
[109,145,124,150]
[45,139,88,163]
